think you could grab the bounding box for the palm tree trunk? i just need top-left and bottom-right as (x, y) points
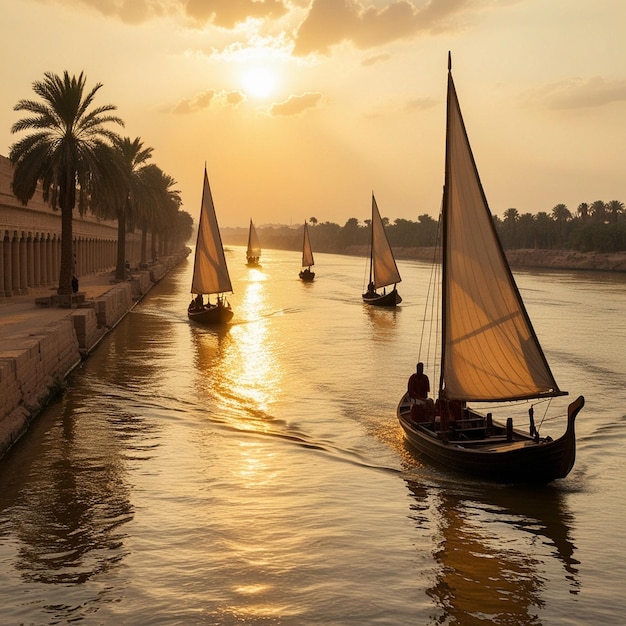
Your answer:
(115, 206), (126, 280)
(58, 204), (74, 295)
(141, 219), (147, 265)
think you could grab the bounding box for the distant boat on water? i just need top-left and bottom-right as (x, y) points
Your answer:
(187, 167), (233, 325)
(396, 54), (584, 484)
(362, 193), (402, 307)
(246, 219), (261, 267)
(299, 221), (315, 281)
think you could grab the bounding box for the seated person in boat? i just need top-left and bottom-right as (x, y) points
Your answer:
(366, 281), (376, 296)
(191, 293), (203, 310)
(408, 362), (435, 421)
(408, 362), (430, 401)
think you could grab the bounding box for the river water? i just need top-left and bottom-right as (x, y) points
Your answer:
(0, 247), (624, 625)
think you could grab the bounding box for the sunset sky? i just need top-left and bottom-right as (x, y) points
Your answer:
(2, 0), (625, 228)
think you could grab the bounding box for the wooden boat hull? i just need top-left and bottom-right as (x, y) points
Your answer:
(362, 287), (401, 307)
(299, 269), (315, 281)
(188, 302), (233, 325)
(397, 393), (584, 484)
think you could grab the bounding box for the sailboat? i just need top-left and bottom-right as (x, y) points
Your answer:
(299, 221), (315, 281)
(188, 167), (234, 325)
(246, 219), (261, 266)
(396, 55), (584, 484)
(362, 194), (402, 306)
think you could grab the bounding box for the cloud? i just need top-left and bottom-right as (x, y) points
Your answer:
(361, 52), (391, 67)
(404, 96), (438, 111)
(365, 95), (437, 118)
(45, 0), (490, 56)
(171, 89), (244, 113)
(184, 0), (289, 29)
(292, 0), (476, 56)
(225, 91), (245, 106)
(49, 0), (290, 27)
(524, 76), (626, 110)
(52, 0), (173, 25)
(267, 92), (323, 116)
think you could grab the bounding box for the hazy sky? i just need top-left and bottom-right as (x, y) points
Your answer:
(2, 0), (625, 228)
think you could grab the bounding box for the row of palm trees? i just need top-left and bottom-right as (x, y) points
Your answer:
(503, 199), (625, 226)
(499, 201), (626, 252)
(9, 71), (193, 295)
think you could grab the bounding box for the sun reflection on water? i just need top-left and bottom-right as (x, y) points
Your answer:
(227, 274), (281, 419)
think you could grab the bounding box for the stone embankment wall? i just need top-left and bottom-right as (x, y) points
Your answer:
(0, 252), (188, 461)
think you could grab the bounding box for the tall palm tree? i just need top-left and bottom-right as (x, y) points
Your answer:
(606, 200), (624, 223)
(501, 207), (519, 248)
(10, 71), (123, 294)
(136, 164), (181, 264)
(590, 200), (606, 223)
(91, 136), (153, 279)
(551, 203), (571, 222)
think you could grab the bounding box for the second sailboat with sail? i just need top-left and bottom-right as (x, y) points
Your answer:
(246, 219), (261, 266)
(188, 167), (234, 325)
(363, 194), (402, 306)
(299, 221), (315, 281)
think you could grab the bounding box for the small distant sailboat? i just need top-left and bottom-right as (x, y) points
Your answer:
(362, 194), (402, 306)
(188, 167), (234, 325)
(396, 54), (584, 483)
(299, 221), (315, 281)
(246, 219), (261, 266)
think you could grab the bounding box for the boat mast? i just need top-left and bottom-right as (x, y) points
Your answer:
(369, 193), (375, 286)
(438, 53), (453, 399)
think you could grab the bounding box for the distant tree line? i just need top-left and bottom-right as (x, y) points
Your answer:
(497, 201), (625, 253)
(227, 200), (626, 256)
(241, 214), (440, 255)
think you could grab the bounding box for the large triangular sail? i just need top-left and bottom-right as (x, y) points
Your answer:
(370, 194), (401, 289)
(440, 64), (562, 402)
(301, 222), (314, 268)
(246, 220), (261, 260)
(191, 168), (233, 296)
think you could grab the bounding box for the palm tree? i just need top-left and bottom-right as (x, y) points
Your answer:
(503, 207), (519, 223)
(606, 200), (624, 223)
(106, 137), (152, 280)
(502, 207), (519, 247)
(577, 202), (589, 222)
(137, 165), (181, 263)
(590, 200), (606, 223)
(10, 71), (123, 294)
(551, 203), (571, 222)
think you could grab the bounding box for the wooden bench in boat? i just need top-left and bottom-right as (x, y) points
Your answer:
(452, 438), (533, 452)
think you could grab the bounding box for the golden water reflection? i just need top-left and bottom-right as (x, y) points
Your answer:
(191, 271), (282, 433)
(229, 275), (281, 419)
(406, 479), (579, 625)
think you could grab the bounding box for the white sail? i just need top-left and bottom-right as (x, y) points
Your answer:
(191, 169), (233, 296)
(301, 222), (314, 268)
(441, 67), (561, 402)
(246, 220), (261, 259)
(370, 194), (401, 289)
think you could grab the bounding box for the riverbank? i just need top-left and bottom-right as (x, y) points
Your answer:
(0, 250), (189, 461)
(346, 245), (626, 272)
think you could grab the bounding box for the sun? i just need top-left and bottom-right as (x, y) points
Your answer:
(240, 66), (278, 99)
